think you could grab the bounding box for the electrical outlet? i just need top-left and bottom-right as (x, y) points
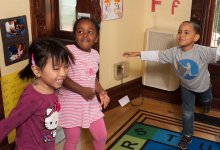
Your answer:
(114, 61), (129, 80)
(116, 64), (123, 79)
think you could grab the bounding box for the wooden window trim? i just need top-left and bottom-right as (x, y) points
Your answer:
(190, 0), (216, 46)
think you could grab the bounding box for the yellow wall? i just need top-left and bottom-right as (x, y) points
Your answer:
(0, 0), (32, 76)
(99, 0), (145, 89)
(144, 0), (192, 29)
(0, 0), (32, 143)
(99, 0), (192, 89)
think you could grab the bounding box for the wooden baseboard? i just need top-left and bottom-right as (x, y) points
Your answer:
(141, 85), (181, 104)
(104, 78), (142, 112)
(105, 77), (220, 111)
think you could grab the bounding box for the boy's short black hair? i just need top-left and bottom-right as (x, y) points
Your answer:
(182, 21), (201, 35)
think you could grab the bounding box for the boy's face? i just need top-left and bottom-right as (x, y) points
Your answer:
(176, 22), (200, 51)
(74, 19), (98, 52)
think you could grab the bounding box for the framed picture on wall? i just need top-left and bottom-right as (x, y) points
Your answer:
(102, 0), (123, 21)
(3, 40), (29, 66)
(0, 15), (29, 66)
(0, 16), (28, 39)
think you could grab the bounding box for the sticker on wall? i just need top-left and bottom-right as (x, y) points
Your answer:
(151, 0), (162, 12)
(171, 0), (180, 15)
(0, 15), (29, 66)
(151, 0), (181, 15)
(102, 0), (123, 21)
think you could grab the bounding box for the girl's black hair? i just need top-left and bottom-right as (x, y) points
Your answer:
(73, 17), (100, 40)
(182, 21), (201, 35)
(19, 38), (74, 80)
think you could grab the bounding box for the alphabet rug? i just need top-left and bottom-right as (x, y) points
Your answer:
(106, 110), (220, 150)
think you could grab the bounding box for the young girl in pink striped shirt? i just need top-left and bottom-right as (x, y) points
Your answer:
(58, 17), (110, 150)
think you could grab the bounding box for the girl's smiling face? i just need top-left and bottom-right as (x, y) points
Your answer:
(74, 19), (98, 52)
(32, 57), (68, 93)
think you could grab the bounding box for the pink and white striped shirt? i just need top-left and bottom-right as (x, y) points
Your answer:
(58, 44), (104, 128)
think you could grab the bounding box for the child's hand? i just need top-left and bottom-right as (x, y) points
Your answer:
(99, 91), (110, 109)
(122, 52), (141, 58)
(80, 87), (96, 100)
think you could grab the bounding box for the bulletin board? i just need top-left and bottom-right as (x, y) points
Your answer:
(1, 71), (31, 142)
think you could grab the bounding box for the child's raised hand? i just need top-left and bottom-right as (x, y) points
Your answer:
(122, 52), (141, 58)
(99, 91), (110, 109)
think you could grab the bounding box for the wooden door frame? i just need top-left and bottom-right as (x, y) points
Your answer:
(29, 0), (101, 49)
(190, 0), (216, 46)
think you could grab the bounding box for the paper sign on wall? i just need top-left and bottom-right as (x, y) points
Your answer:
(102, 0), (123, 21)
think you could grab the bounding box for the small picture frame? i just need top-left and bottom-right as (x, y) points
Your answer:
(3, 41), (29, 66)
(0, 15), (29, 66)
(102, 0), (123, 21)
(0, 16), (28, 39)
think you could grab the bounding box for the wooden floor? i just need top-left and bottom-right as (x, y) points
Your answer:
(56, 97), (220, 150)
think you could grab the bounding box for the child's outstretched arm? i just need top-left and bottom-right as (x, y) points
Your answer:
(63, 77), (95, 100)
(123, 50), (160, 62)
(122, 52), (141, 58)
(95, 78), (110, 109)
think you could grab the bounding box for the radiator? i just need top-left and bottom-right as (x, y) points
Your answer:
(142, 28), (180, 91)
